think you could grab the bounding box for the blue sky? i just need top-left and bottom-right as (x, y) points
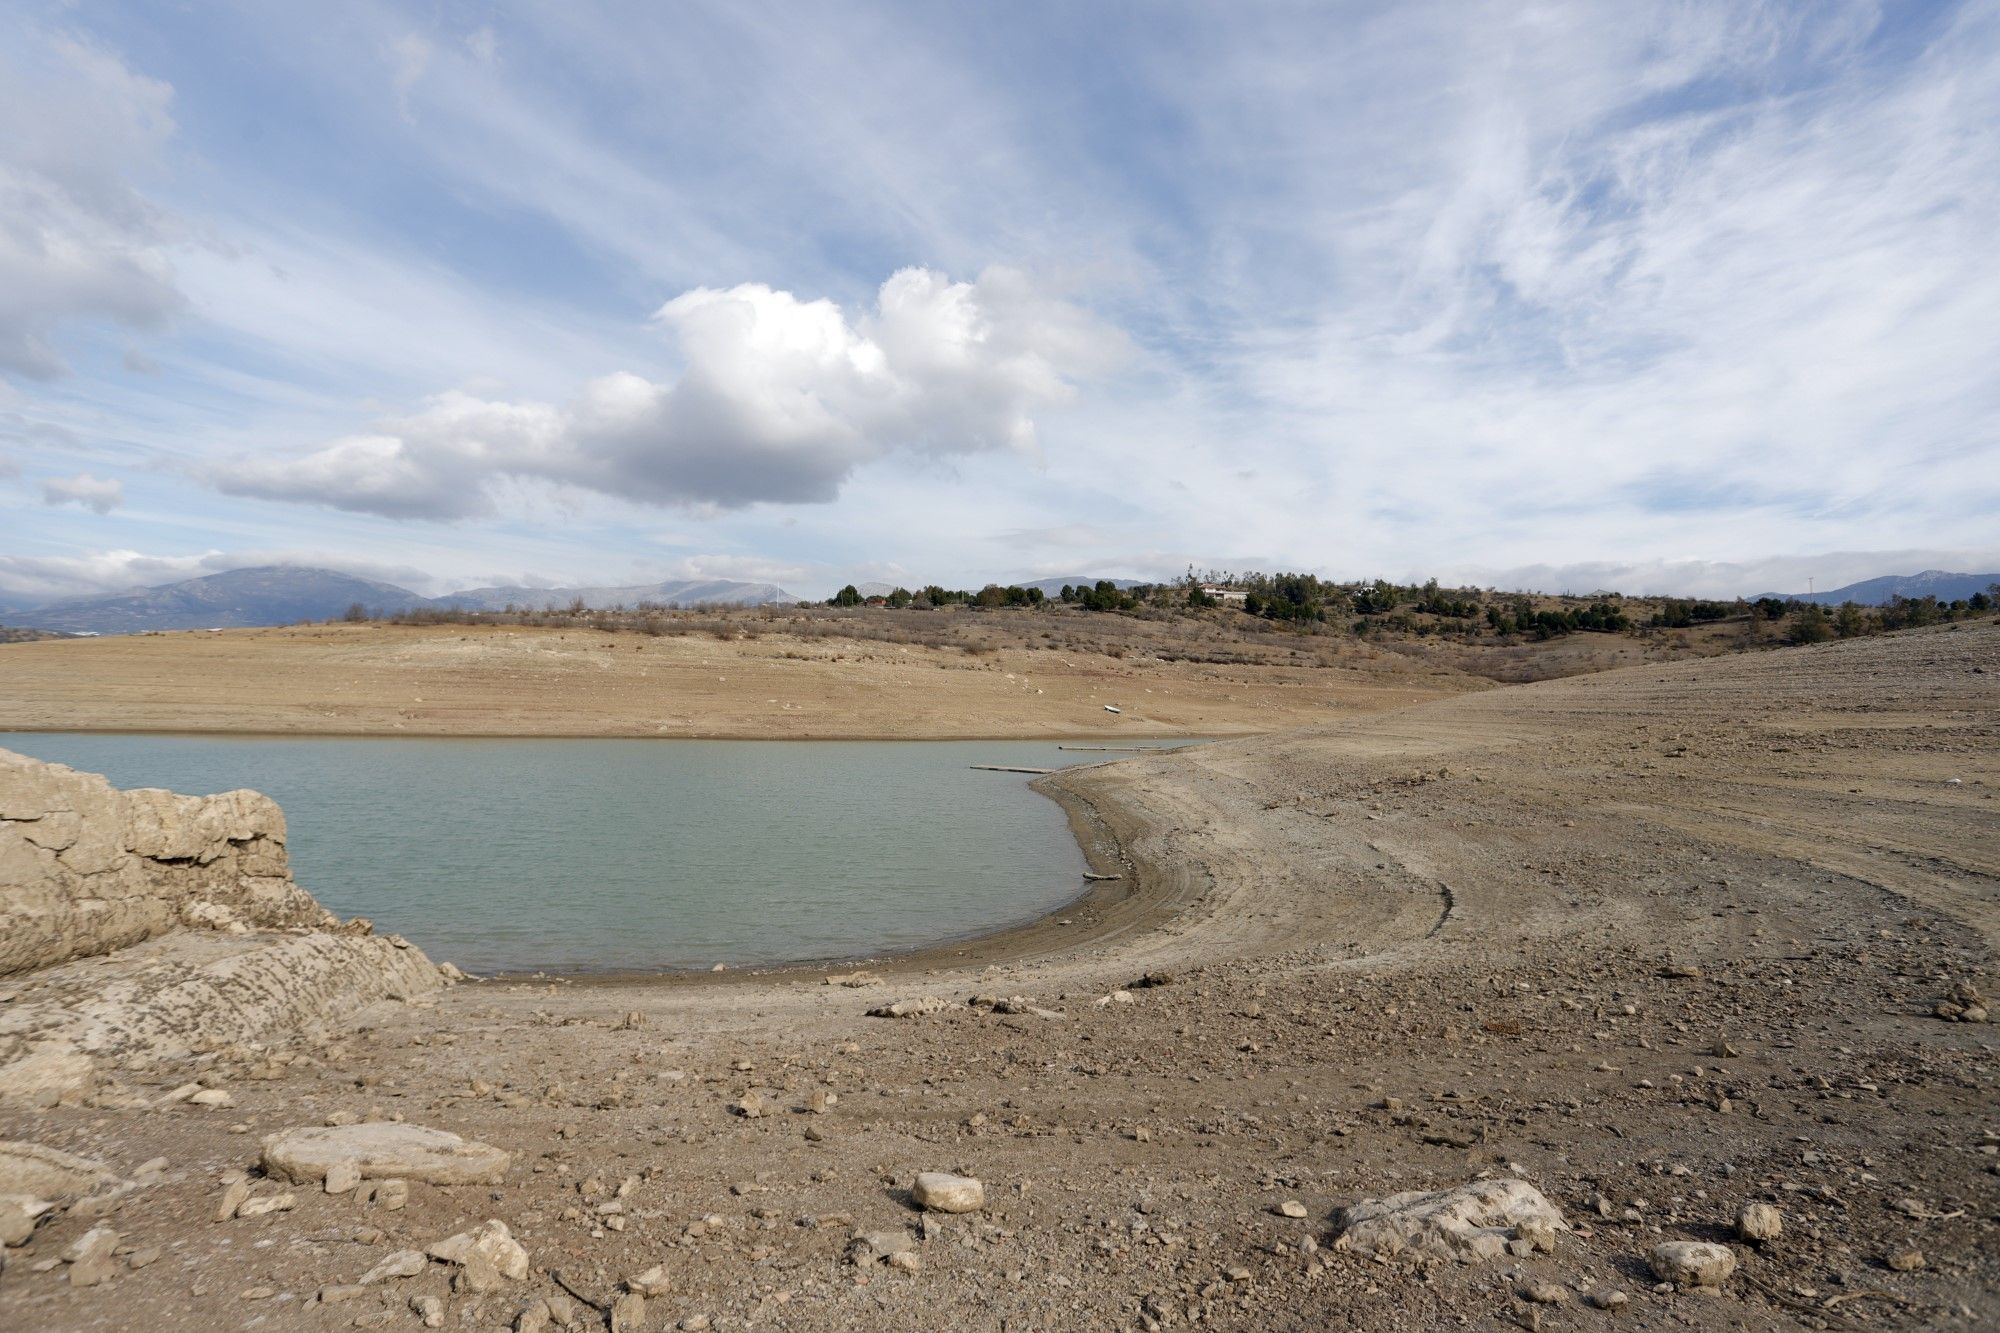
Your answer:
(2, 0), (1996, 602)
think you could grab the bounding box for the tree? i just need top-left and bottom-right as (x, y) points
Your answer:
(1786, 602), (1834, 644)
(342, 602), (369, 623)
(831, 584), (862, 607)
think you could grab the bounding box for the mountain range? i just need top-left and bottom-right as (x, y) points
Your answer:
(1755, 569), (1999, 606)
(3, 566), (799, 635)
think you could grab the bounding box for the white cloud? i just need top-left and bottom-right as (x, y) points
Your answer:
(216, 267), (1121, 518)
(0, 31), (183, 379)
(40, 471), (123, 514)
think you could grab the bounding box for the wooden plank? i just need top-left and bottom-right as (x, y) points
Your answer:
(970, 764), (1055, 774)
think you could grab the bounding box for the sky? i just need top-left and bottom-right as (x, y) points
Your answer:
(2, 0), (1997, 604)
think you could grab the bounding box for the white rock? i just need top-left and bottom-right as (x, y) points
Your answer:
(235, 1192), (297, 1217)
(0, 1194), (51, 1246)
(64, 1225), (121, 1286)
(428, 1218), (529, 1282)
(359, 1249), (427, 1284)
(1333, 1179), (1568, 1263)
(911, 1171), (986, 1214)
(627, 1263), (672, 1296)
(1736, 1202), (1782, 1242)
(866, 996), (947, 1019)
(262, 1123), (510, 1186)
(326, 1160), (361, 1194)
(1650, 1240), (1737, 1288)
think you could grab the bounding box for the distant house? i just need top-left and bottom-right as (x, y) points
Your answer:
(1201, 586), (1249, 605)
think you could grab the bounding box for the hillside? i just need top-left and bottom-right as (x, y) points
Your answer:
(20, 566), (426, 634)
(431, 577), (795, 612)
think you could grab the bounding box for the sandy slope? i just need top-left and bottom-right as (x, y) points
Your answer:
(0, 623), (1473, 738)
(2, 623), (1995, 1331)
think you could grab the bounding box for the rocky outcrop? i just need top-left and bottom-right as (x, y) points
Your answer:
(1, 747), (334, 975)
(0, 747), (443, 1103)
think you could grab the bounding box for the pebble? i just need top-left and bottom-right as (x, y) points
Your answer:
(1587, 1289), (1630, 1312)
(1275, 1200), (1308, 1218)
(1887, 1248), (1925, 1272)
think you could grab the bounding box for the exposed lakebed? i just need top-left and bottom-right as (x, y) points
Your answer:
(0, 733), (1171, 973)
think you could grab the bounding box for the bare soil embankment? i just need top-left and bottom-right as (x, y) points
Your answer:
(1, 622), (1994, 1331)
(0, 622), (1476, 739)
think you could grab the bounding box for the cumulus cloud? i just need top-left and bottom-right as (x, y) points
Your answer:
(217, 267), (1119, 518)
(0, 31), (183, 379)
(40, 471), (124, 514)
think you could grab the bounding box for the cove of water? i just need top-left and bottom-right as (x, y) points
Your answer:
(0, 733), (1159, 974)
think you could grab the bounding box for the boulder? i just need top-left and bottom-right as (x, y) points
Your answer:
(1650, 1240), (1737, 1288)
(263, 1123), (510, 1187)
(1333, 1179), (1567, 1263)
(911, 1171), (986, 1214)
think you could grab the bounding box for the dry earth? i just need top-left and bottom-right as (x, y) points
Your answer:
(1, 621), (1996, 1331)
(0, 623), (1474, 739)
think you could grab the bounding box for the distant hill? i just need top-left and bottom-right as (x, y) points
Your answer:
(1014, 576), (1149, 596)
(431, 578), (797, 612)
(1756, 569), (2000, 606)
(22, 566), (428, 634)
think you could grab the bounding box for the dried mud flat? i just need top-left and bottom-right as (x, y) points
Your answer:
(2, 622), (1996, 1332)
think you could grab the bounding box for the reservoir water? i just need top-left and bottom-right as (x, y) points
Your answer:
(0, 733), (1142, 974)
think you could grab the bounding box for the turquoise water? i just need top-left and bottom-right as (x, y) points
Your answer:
(0, 733), (1145, 974)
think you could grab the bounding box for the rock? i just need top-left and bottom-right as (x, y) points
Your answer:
(730, 1090), (773, 1119)
(1736, 1202), (1782, 1242)
(1935, 980), (1987, 1022)
(887, 1248), (922, 1272)
(216, 1180), (252, 1221)
(628, 1262), (672, 1296)
(1131, 971), (1174, 988)
(0, 750), (444, 1105)
(235, 1191), (297, 1217)
(368, 1178), (409, 1211)
(911, 1171), (985, 1213)
(189, 1087), (235, 1108)
(0, 1195), (51, 1246)
(64, 1225), (120, 1287)
(317, 1283), (366, 1304)
(1333, 1179), (1568, 1263)
(1587, 1289), (1630, 1312)
(515, 1302), (553, 1333)
(359, 1249), (427, 1284)
(325, 1160), (362, 1194)
(610, 1291), (647, 1332)
(805, 1088), (837, 1114)
(411, 1294), (446, 1328)
(438, 962), (468, 981)
(866, 996), (947, 1019)
(0, 1142), (121, 1203)
(1521, 1281), (1568, 1304)
(825, 971), (880, 987)
(1886, 1247), (1925, 1272)
(1650, 1240), (1737, 1288)
(1275, 1200), (1308, 1218)
(263, 1123), (511, 1186)
(428, 1218), (529, 1282)
(848, 1228), (918, 1266)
